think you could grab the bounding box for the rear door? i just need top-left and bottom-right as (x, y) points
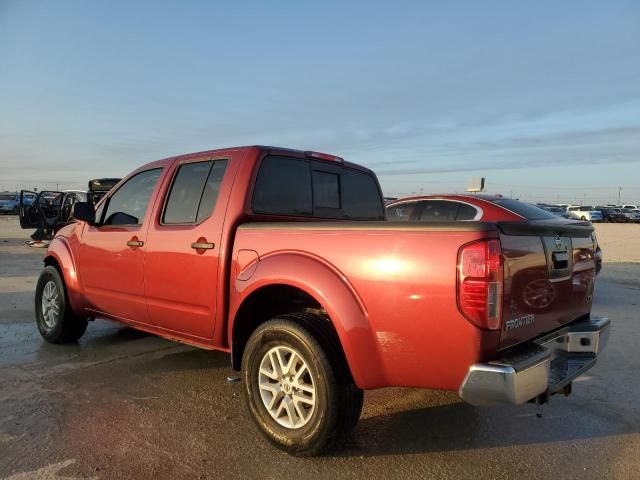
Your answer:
(143, 157), (231, 338)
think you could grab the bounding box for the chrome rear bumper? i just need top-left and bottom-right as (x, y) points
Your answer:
(459, 315), (610, 406)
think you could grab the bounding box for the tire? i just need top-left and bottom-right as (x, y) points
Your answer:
(35, 266), (88, 343)
(242, 315), (363, 456)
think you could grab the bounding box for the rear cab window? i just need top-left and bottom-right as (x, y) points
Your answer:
(252, 155), (384, 220)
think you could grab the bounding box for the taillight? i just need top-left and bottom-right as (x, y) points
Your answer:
(457, 239), (503, 330)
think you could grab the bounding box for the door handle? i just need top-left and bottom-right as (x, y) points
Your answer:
(191, 241), (215, 250)
(127, 240), (144, 247)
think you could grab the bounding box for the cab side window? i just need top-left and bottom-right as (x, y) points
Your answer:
(102, 169), (162, 226)
(162, 159), (228, 224)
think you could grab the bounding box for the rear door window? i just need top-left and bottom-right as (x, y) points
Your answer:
(418, 200), (459, 221)
(163, 159), (228, 224)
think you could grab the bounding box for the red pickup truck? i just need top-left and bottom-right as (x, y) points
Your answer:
(35, 146), (609, 455)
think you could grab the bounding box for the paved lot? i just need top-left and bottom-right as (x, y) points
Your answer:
(1, 216), (639, 479)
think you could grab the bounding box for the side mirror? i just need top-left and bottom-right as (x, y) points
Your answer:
(73, 202), (96, 224)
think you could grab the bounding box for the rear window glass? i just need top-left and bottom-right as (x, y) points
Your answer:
(312, 171), (340, 209)
(489, 198), (557, 220)
(252, 155), (383, 220)
(252, 156), (313, 216)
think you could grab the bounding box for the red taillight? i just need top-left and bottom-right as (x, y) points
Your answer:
(457, 239), (503, 330)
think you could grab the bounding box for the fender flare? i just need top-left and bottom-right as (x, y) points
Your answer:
(44, 237), (87, 314)
(230, 251), (385, 389)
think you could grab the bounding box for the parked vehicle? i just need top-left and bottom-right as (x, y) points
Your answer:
(0, 191), (34, 214)
(35, 146), (609, 455)
(596, 207), (627, 223)
(386, 194), (602, 274)
(621, 208), (640, 222)
(20, 190), (87, 240)
(0, 192), (20, 214)
(622, 204), (638, 210)
(543, 206), (568, 217)
(87, 178), (121, 205)
(566, 205), (603, 222)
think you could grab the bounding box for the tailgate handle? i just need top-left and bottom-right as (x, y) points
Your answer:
(552, 251), (569, 269)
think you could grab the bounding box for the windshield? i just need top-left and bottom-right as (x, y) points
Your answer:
(0, 194), (16, 201)
(488, 198), (558, 220)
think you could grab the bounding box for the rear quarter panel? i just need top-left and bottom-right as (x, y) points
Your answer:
(231, 223), (501, 390)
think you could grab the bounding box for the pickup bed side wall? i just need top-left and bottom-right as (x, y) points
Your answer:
(231, 224), (502, 391)
(229, 252), (385, 388)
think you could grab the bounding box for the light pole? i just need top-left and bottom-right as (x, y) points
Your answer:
(618, 187), (622, 205)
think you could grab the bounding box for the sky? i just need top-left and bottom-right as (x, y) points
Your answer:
(1, 0), (639, 205)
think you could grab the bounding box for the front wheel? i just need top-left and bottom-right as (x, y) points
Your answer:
(242, 316), (363, 456)
(35, 266), (88, 343)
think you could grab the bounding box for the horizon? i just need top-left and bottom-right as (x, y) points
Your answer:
(1, 1), (639, 205)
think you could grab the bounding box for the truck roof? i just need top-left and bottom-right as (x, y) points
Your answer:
(135, 145), (373, 175)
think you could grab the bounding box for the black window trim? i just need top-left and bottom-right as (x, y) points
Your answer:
(251, 155), (384, 220)
(159, 156), (229, 226)
(98, 167), (164, 227)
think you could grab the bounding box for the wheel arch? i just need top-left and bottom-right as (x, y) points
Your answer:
(44, 237), (86, 314)
(229, 253), (384, 389)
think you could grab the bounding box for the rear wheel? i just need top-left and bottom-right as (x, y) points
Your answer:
(242, 315), (363, 456)
(35, 266), (88, 343)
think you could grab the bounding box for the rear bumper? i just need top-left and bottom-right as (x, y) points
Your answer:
(459, 315), (610, 406)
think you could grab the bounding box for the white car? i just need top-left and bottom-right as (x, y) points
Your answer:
(622, 204), (639, 210)
(622, 208), (640, 222)
(566, 205), (603, 222)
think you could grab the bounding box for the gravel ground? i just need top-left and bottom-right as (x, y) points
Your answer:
(0, 216), (639, 479)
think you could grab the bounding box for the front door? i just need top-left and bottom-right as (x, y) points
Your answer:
(143, 158), (229, 338)
(78, 168), (163, 323)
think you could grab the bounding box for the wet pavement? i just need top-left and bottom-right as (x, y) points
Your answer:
(1, 215), (639, 479)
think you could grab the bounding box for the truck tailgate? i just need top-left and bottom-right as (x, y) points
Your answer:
(498, 220), (596, 350)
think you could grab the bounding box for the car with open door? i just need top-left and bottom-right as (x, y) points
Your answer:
(19, 190), (87, 240)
